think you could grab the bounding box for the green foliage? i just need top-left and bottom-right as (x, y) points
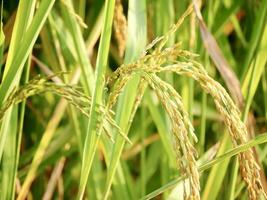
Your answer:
(0, 0), (267, 199)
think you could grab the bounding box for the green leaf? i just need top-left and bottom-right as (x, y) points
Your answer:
(143, 131), (267, 200)
(78, 0), (116, 198)
(0, 1), (36, 199)
(103, 1), (147, 198)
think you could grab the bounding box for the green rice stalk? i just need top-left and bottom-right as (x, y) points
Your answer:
(78, 0), (116, 198)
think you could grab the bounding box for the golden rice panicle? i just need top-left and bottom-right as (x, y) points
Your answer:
(144, 73), (200, 200)
(191, 63), (262, 200)
(111, 38), (263, 198)
(127, 77), (147, 127)
(113, 0), (127, 57)
(108, 3), (263, 197)
(161, 61), (263, 199)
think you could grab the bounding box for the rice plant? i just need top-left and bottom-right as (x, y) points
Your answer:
(1, 0), (267, 199)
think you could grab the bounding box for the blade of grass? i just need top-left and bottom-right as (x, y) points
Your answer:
(17, 70), (81, 200)
(103, 1), (147, 198)
(228, 157), (239, 200)
(57, 9), (105, 198)
(193, 0), (244, 107)
(202, 131), (232, 200)
(1, 106), (18, 200)
(145, 93), (176, 165)
(240, 0), (267, 80)
(143, 131), (267, 200)
(46, 1), (97, 157)
(78, 0), (86, 20)
(0, 2), (55, 194)
(60, 0), (95, 94)
(17, 7), (104, 197)
(77, 0), (116, 198)
(242, 25), (267, 103)
(140, 106), (147, 197)
(262, 69), (267, 120)
(39, 20), (61, 71)
(229, 24), (267, 199)
(212, 0), (244, 37)
(0, 0), (55, 105)
(14, 57), (31, 197)
(0, 1), (36, 199)
(2, 58), (32, 200)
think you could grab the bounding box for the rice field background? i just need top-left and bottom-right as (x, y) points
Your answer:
(0, 0), (267, 199)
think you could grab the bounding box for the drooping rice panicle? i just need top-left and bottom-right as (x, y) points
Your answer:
(143, 72), (200, 199)
(109, 38), (263, 198)
(0, 76), (131, 144)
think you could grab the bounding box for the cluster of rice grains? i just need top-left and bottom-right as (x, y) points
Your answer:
(107, 5), (263, 200)
(2, 5), (263, 200)
(0, 75), (130, 144)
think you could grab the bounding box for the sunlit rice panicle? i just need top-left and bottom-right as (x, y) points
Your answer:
(109, 4), (262, 197)
(111, 42), (263, 198)
(113, 0), (127, 57)
(149, 74), (198, 143)
(144, 73), (200, 200)
(127, 78), (147, 129)
(160, 62), (263, 199)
